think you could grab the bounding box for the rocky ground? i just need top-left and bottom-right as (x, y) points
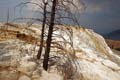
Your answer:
(0, 23), (120, 80)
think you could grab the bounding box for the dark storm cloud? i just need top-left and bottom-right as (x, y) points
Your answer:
(0, 0), (120, 34)
(80, 0), (120, 34)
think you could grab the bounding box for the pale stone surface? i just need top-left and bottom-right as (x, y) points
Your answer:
(0, 24), (120, 80)
(17, 55), (37, 75)
(39, 71), (63, 80)
(18, 75), (31, 80)
(0, 70), (19, 80)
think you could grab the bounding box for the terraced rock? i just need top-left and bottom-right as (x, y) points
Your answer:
(0, 23), (120, 80)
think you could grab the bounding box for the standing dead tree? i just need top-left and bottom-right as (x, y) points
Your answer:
(37, 0), (48, 59)
(14, 0), (85, 71)
(43, 0), (57, 70)
(43, 0), (86, 70)
(14, 0), (50, 60)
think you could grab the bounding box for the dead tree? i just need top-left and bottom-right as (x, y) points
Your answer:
(37, 0), (48, 59)
(42, 0), (85, 70)
(14, 1), (50, 60)
(14, 0), (85, 71)
(43, 0), (57, 70)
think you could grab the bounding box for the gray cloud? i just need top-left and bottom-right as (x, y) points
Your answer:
(28, 0), (86, 13)
(0, 0), (120, 34)
(80, 0), (120, 34)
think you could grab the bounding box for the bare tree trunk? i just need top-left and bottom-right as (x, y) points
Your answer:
(37, 2), (47, 59)
(43, 0), (57, 70)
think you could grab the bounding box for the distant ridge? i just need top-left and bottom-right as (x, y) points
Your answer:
(104, 29), (120, 40)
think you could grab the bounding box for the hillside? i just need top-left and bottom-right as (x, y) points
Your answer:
(106, 39), (120, 51)
(0, 23), (120, 80)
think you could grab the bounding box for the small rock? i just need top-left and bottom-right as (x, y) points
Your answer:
(102, 60), (120, 71)
(32, 69), (41, 79)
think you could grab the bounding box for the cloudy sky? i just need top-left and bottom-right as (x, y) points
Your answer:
(0, 0), (120, 34)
